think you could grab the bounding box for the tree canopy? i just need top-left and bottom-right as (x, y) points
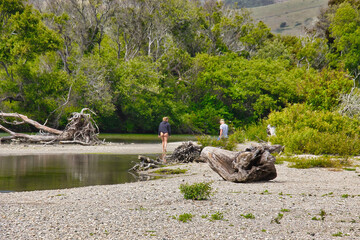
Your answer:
(0, 0), (359, 136)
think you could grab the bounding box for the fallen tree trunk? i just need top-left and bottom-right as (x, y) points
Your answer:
(0, 108), (101, 145)
(201, 145), (280, 183)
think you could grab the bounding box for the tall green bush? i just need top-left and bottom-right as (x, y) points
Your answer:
(267, 104), (360, 155)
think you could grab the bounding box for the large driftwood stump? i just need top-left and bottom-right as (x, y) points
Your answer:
(170, 142), (202, 163)
(201, 145), (281, 182)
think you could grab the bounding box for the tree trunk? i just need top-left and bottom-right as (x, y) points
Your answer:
(201, 145), (279, 183)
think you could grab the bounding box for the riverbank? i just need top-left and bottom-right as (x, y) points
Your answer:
(0, 142), (185, 156)
(1, 159), (360, 239)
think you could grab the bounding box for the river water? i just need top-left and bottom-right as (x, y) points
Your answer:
(0, 134), (197, 192)
(0, 154), (138, 192)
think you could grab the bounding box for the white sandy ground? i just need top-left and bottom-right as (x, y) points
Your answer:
(0, 142), (183, 156)
(0, 143), (360, 239)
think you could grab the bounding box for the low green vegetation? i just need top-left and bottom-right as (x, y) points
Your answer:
(332, 232), (343, 237)
(152, 168), (187, 175)
(344, 168), (356, 171)
(322, 192), (333, 197)
(179, 182), (213, 200)
(177, 213), (193, 223)
(267, 104), (360, 156)
(210, 211), (224, 221)
(280, 209), (290, 213)
(271, 213), (284, 224)
(312, 209), (326, 221)
(276, 156), (353, 169)
(197, 135), (238, 151)
(241, 213), (255, 219)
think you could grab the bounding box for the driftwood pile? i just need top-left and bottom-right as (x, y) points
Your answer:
(201, 144), (283, 183)
(169, 141), (202, 163)
(129, 155), (163, 172)
(0, 108), (101, 145)
(129, 142), (202, 172)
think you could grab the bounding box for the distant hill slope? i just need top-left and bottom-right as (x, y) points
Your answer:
(225, 0), (276, 8)
(248, 0), (329, 36)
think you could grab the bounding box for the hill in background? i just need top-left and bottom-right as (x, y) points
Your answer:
(226, 0), (329, 36)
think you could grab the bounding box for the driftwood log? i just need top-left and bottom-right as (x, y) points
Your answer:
(170, 141), (202, 163)
(201, 145), (282, 183)
(129, 155), (163, 172)
(0, 108), (101, 145)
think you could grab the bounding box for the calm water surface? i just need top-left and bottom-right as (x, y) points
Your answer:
(0, 154), (139, 192)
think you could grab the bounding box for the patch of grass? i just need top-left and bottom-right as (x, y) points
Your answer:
(341, 194), (349, 198)
(51, 194), (66, 198)
(210, 211), (224, 221)
(134, 206), (146, 211)
(261, 190), (270, 195)
(201, 214), (208, 219)
(313, 209), (326, 221)
(177, 213), (193, 223)
(278, 156), (352, 169)
(280, 209), (290, 212)
(344, 168), (356, 171)
(152, 168), (187, 175)
(332, 232), (343, 237)
(179, 182), (213, 200)
(241, 213), (255, 219)
(275, 157), (285, 164)
(261, 229), (267, 232)
(271, 213), (283, 224)
(322, 192), (333, 197)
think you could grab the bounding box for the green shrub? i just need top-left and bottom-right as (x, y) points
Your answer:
(267, 104), (360, 155)
(243, 122), (268, 142)
(210, 211), (224, 221)
(177, 213), (193, 223)
(197, 135), (237, 151)
(179, 182), (213, 200)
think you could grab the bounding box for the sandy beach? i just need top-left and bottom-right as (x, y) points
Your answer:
(0, 142), (183, 156)
(0, 143), (360, 239)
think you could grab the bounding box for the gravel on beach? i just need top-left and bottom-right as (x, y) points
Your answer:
(1, 159), (360, 239)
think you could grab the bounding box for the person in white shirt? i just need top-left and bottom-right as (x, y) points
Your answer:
(218, 119), (229, 140)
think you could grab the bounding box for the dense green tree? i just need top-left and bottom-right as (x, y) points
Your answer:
(328, 2), (360, 81)
(0, 0), (62, 119)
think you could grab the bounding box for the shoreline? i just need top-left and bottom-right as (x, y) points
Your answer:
(0, 141), (187, 156)
(1, 162), (360, 239)
(1, 143), (360, 239)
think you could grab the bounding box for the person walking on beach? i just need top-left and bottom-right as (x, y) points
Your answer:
(218, 119), (229, 140)
(158, 117), (171, 161)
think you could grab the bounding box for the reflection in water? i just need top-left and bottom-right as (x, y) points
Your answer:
(0, 154), (138, 192)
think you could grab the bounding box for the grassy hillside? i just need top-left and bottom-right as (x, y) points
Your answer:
(225, 0), (275, 8)
(249, 0), (328, 35)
